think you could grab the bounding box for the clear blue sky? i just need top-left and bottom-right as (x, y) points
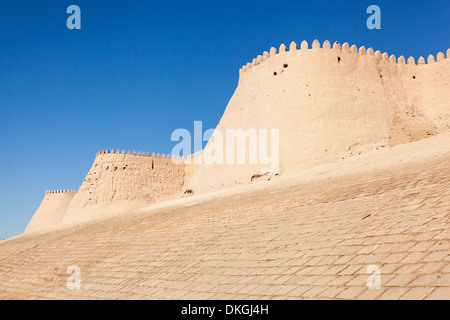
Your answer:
(0, 0), (448, 239)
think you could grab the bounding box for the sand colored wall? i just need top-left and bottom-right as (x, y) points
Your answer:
(187, 40), (450, 192)
(26, 40), (450, 230)
(28, 151), (188, 231)
(25, 191), (76, 233)
(61, 150), (187, 225)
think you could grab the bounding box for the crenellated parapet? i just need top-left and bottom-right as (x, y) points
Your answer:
(239, 39), (450, 76)
(95, 149), (192, 162)
(45, 190), (77, 195)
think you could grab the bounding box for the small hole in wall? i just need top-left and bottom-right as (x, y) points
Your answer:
(379, 74), (383, 78)
(273, 71), (277, 76)
(337, 57), (341, 63)
(283, 64), (288, 68)
(413, 76), (416, 79)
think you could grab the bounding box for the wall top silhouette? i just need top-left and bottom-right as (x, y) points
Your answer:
(239, 40), (450, 76)
(95, 149), (198, 161)
(45, 190), (77, 195)
(94, 149), (202, 166)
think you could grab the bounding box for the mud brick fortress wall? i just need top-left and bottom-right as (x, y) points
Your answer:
(69, 151), (186, 207)
(26, 151), (190, 232)
(25, 190), (77, 233)
(26, 40), (450, 233)
(186, 40), (450, 193)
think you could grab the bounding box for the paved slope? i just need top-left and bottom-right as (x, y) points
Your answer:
(1, 135), (449, 300)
